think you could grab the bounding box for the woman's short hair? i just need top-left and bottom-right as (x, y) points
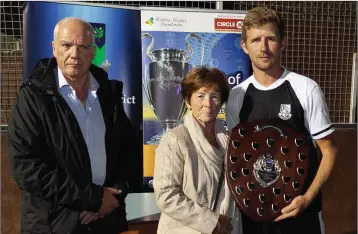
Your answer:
(181, 66), (229, 105)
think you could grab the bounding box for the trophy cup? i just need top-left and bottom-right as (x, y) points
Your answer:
(142, 33), (204, 144)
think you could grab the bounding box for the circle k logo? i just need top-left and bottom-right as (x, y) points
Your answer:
(214, 18), (243, 32)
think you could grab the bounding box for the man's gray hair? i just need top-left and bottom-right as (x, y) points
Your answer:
(53, 17), (95, 43)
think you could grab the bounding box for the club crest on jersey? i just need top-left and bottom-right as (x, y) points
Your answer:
(278, 104), (292, 120)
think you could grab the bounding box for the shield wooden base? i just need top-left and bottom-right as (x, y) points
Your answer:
(225, 119), (313, 222)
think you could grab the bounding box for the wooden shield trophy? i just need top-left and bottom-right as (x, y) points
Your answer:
(225, 119), (313, 222)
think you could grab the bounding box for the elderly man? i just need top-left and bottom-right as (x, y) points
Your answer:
(7, 17), (140, 234)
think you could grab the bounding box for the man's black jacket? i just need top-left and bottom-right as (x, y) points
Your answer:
(7, 58), (141, 234)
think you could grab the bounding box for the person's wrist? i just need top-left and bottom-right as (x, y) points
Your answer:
(87, 185), (104, 212)
(303, 191), (315, 206)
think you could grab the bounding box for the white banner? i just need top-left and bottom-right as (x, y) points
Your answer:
(141, 10), (246, 33)
(140, 9), (251, 190)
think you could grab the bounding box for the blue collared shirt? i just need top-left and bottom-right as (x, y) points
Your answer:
(56, 67), (106, 186)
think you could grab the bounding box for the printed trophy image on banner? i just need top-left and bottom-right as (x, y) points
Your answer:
(141, 9), (252, 190)
(141, 32), (204, 144)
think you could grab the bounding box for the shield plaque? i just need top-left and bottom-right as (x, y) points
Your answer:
(225, 119), (313, 222)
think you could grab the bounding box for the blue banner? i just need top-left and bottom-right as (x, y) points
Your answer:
(23, 2), (142, 128)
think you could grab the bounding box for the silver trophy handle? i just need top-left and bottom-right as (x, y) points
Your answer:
(143, 65), (154, 110)
(141, 33), (155, 112)
(185, 33), (204, 66)
(141, 33), (155, 61)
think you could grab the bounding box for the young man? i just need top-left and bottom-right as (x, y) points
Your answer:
(7, 17), (140, 234)
(225, 6), (337, 234)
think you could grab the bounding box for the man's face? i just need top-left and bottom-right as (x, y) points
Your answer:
(52, 20), (95, 80)
(241, 23), (286, 72)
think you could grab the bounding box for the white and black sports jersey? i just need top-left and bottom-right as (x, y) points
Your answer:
(225, 69), (334, 139)
(225, 69), (334, 213)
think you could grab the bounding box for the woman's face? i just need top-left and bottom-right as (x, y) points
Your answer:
(186, 85), (222, 126)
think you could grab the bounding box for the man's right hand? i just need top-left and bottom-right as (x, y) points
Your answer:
(213, 214), (233, 234)
(98, 187), (122, 218)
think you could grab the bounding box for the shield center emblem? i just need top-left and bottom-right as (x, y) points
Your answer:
(253, 154), (281, 188)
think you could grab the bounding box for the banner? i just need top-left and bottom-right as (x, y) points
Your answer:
(23, 2), (142, 128)
(141, 9), (252, 190)
(23, 2), (143, 192)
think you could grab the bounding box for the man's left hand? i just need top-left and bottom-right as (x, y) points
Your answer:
(79, 211), (100, 225)
(274, 195), (311, 222)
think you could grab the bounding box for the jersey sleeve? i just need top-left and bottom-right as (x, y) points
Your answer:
(305, 84), (334, 139)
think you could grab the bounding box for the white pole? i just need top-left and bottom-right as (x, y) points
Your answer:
(349, 53), (357, 123)
(216, 1), (223, 10)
